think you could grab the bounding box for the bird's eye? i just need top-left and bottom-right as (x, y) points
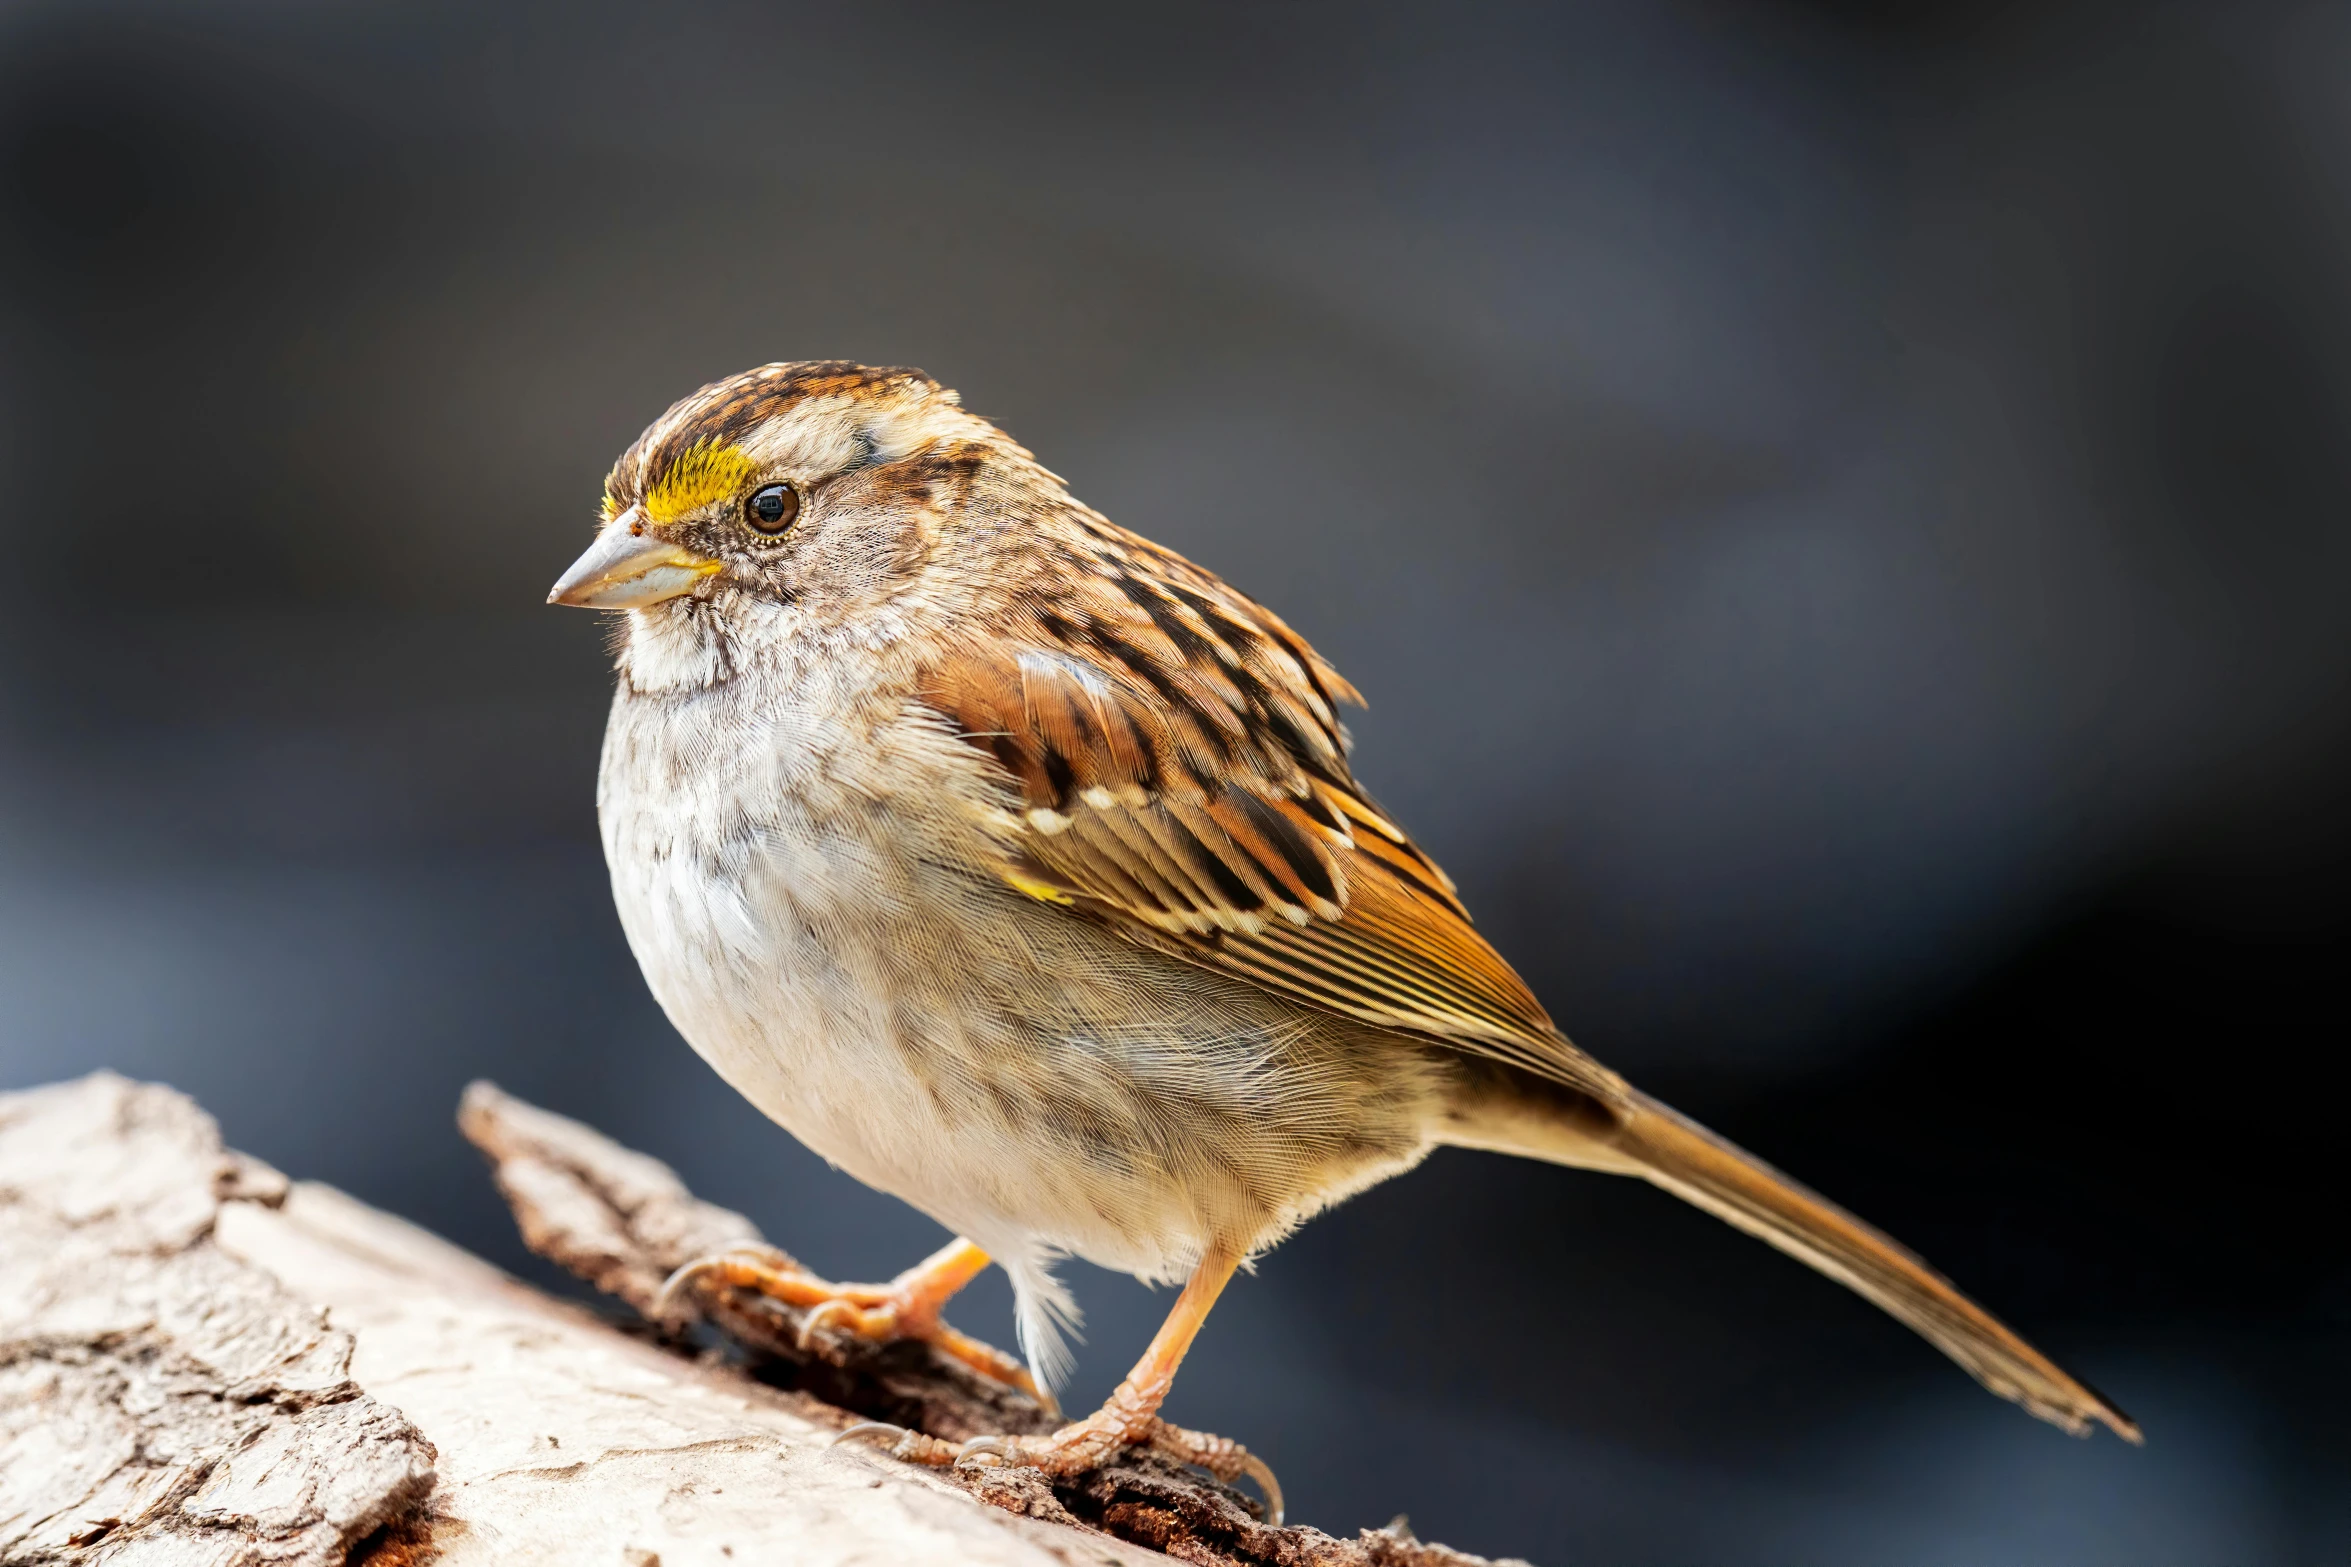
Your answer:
(746, 483), (800, 533)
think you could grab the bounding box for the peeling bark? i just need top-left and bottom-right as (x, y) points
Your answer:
(0, 1074), (434, 1566)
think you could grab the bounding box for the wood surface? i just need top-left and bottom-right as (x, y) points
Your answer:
(1, 1073), (1523, 1567)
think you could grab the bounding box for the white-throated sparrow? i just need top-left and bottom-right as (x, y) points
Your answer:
(551, 362), (2137, 1511)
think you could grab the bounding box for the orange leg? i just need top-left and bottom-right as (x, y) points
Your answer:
(659, 1238), (1052, 1411)
(837, 1242), (1283, 1524)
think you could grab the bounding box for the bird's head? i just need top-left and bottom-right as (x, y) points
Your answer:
(549, 361), (1021, 624)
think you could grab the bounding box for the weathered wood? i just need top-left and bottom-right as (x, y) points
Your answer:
(3, 1074), (1528, 1567)
(0, 1074), (434, 1566)
(214, 1180), (1159, 1566)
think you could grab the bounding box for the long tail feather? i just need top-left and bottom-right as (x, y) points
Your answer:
(1607, 1090), (2139, 1441)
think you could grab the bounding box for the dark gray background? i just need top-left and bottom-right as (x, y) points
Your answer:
(2, 2), (2345, 1561)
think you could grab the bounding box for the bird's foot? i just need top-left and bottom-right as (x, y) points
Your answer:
(834, 1409), (1283, 1526)
(657, 1239), (1054, 1412)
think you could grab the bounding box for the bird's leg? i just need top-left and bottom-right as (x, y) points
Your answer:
(659, 1237), (1050, 1409)
(840, 1242), (1284, 1523)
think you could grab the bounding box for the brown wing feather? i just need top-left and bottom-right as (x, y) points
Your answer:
(917, 515), (1628, 1106)
(915, 508), (2139, 1444)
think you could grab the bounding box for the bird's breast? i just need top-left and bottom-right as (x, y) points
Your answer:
(592, 662), (1446, 1279)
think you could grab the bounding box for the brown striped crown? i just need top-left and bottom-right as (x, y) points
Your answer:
(604, 362), (938, 519)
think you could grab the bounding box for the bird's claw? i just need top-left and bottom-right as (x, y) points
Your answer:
(954, 1433), (1018, 1466)
(829, 1421), (960, 1464)
(1197, 1441), (1285, 1528)
(908, 1420), (1283, 1526)
(796, 1295), (862, 1349)
(653, 1244), (800, 1320)
(649, 1244), (1053, 1412)
(830, 1420), (909, 1451)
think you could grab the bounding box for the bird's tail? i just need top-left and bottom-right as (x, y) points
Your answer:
(1446, 1080), (2141, 1442)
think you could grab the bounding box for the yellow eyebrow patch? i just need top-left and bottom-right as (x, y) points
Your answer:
(643, 440), (757, 524)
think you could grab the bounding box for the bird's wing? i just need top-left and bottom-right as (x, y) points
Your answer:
(915, 515), (2148, 1448)
(916, 515), (1628, 1105)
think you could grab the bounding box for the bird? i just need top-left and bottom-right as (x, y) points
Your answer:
(549, 360), (2138, 1515)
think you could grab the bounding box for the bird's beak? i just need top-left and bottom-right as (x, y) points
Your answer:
(547, 510), (722, 609)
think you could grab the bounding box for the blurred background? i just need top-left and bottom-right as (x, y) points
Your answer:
(2, 1), (2346, 1560)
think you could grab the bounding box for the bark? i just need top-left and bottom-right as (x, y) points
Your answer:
(2, 1074), (1526, 1567)
(0, 1074), (432, 1566)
